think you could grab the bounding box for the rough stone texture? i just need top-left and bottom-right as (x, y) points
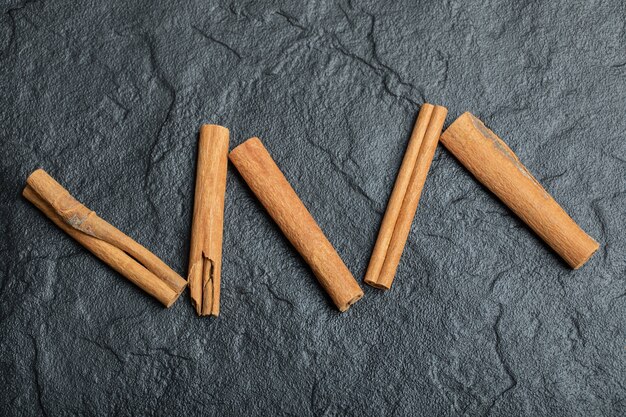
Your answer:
(1, 0), (625, 415)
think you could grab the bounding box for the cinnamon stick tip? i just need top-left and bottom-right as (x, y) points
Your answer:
(339, 290), (364, 312)
(423, 103), (448, 126)
(363, 279), (391, 291)
(422, 102), (448, 111)
(200, 123), (229, 135)
(459, 111), (482, 127)
(572, 240), (600, 269)
(25, 168), (48, 185)
(23, 172), (46, 201)
(229, 136), (262, 160)
(432, 104), (449, 119)
(21, 185), (40, 206)
(190, 298), (202, 316)
(164, 294), (179, 308)
(164, 279), (187, 308)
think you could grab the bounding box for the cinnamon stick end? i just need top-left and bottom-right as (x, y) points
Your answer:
(24, 169), (50, 198)
(200, 124), (229, 135)
(571, 240), (600, 269)
(164, 292), (182, 309)
(203, 308), (219, 318)
(364, 279), (391, 291)
(25, 168), (47, 184)
(190, 298), (202, 316)
(22, 184), (31, 199)
(338, 290), (364, 312)
(229, 137), (261, 161)
(172, 280), (187, 305)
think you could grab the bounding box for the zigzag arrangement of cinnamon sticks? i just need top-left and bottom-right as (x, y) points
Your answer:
(23, 105), (599, 314)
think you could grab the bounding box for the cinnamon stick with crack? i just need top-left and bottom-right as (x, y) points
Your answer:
(440, 112), (599, 268)
(364, 103), (448, 290)
(23, 169), (187, 306)
(229, 137), (363, 312)
(188, 124), (229, 316)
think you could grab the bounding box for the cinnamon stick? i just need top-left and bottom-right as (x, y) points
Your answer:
(440, 112), (599, 268)
(364, 103), (448, 290)
(23, 169), (187, 306)
(229, 137), (363, 312)
(188, 124), (229, 316)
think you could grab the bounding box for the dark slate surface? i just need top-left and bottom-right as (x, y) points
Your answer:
(1, 0), (625, 415)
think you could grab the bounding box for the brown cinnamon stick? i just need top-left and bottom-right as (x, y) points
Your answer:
(440, 112), (599, 268)
(23, 169), (187, 306)
(364, 103), (448, 290)
(229, 137), (363, 312)
(188, 124), (229, 316)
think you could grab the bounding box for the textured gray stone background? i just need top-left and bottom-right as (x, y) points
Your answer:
(1, 0), (624, 415)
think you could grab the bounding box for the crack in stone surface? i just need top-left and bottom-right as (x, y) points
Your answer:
(192, 25), (243, 59)
(30, 335), (48, 417)
(485, 305), (518, 415)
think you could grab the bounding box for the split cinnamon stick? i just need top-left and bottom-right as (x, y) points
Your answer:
(188, 124), (229, 316)
(440, 112), (599, 268)
(23, 169), (187, 307)
(364, 103), (448, 290)
(229, 137), (363, 312)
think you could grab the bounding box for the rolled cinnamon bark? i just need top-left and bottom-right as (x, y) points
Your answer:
(188, 124), (229, 316)
(364, 104), (448, 290)
(440, 112), (599, 268)
(229, 137), (363, 312)
(23, 169), (187, 306)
